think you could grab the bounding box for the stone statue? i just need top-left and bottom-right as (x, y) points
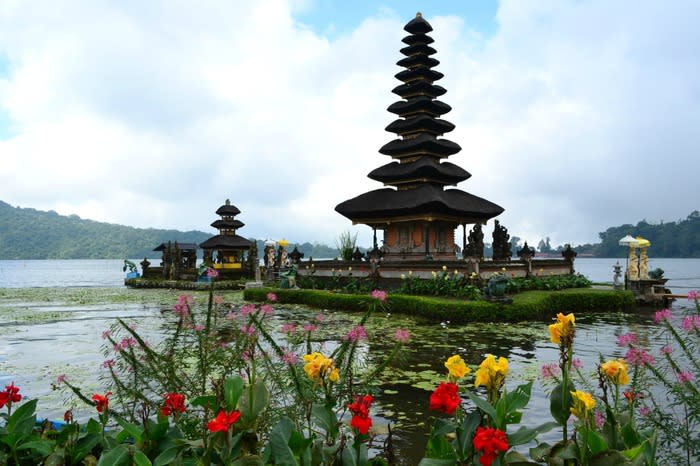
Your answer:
(613, 261), (623, 290)
(639, 247), (649, 280)
(561, 244), (577, 262)
(464, 224), (485, 260)
(492, 220), (511, 262)
(247, 240), (259, 278)
(517, 241), (535, 262)
(140, 257), (150, 274)
(352, 247), (364, 261)
(289, 246), (304, 264)
(627, 247), (639, 281)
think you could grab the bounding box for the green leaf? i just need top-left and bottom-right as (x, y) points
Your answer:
(96, 445), (130, 466)
(507, 421), (559, 446)
(72, 433), (101, 462)
(17, 439), (54, 456)
(465, 391), (497, 422)
(154, 447), (180, 466)
(268, 418), (299, 466)
(425, 434), (457, 460)
(115, 416), (144, 443)
(190, 395), (217, 410)
(431, 418), (456, 438)
(454, 410), (480, 459)
(505, 381), (533, 413)
(529, 442), (553, 462)
(7, 398), (37, 440)
(549, 381), (574, 425)
(417, 459), (458, 466)
(311, 404), (339, 437)
(241, 380), (269, 422)
(585, 428), (610, 456)
(340, 446), (358, 466)
(620, 422), (641, 449)
(133, 451), (153, 466)
(503, 450), (542, 465)
(225, 376), (245, 411)
(589, 450), (632, 466)
(86, 418), (102, 434)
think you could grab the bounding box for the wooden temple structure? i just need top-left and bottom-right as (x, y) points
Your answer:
(199, 199), (253, 279)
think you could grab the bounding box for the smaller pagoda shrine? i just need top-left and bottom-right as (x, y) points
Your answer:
(200, 199), (253, 278)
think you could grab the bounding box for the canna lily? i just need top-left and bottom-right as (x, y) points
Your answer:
(549, 312), (575, 344)
(348, 394), (373, 434)
(207, 410), (241, 432)
(600, 358), (630, 385)
(161, 393), (186, 416)
(570, 390), (596, 419)
(444, 354), (471, 379)
(303, 352), (340, 383)
(429, 382), (461, 415)
(474, 354), (509, 390)
(92, 392), (112, 413)
(473, 426), (509, 466)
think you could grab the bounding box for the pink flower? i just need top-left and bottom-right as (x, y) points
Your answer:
(616, 333), (637, 347)
(677, 371), (695, 384)
(225, 311), (237, 320)
(654, 309), (672, 323)
(687, 290), (700, 301)
(572, 358), (584, 369)
(639, 406), (651, 417)
(102, 359), (115, 369)
(281, 323), (297, 334)
(315, 314), (325, 322)
(101, 330), (112, 340)
(174, 303), (190, 317)
(240, 325), (256, 336)
(241, 350), (251, 362)
(594, 410), (605, 429)
(240, 304), (257, 316)
(540, 363), (560, 379)
(303, 324), (318, 333)
(194, 324), (205, 332)
(344, 325), (368, 342)
(206, 268), (219, 278)
(260, 304), (274, 316)
(177, 294), (194, 305)
(370, 289), (387, 302)
(660, 345), (674, 355)
(56, 374), (67, 384)
(282, 351), (298, 364)
(681, 315), (700, 331)
(625, 347), (655, 367)
(266, 292), (277, 302)
(394, 328), (410, 343)
(213, 295), (224, 305)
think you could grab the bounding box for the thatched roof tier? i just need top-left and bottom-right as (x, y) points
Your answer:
(401, 33), (434, 45)
(153, 243), (198, 251)
(379, 134), (461, 158)
(404, 13), (433, 34)
(385, 115), (454, 137)
(199, 235), (252, 250)
(335, 184), (503, 223)
(399, 43), (437, 57)
(395, 67), (444, 84)
(392, 81), (446, 99)
(210, 219), (245, 230)
(368, 158), (470, 186)
(387, 97), (451, 117)
(397, 55), (440, 69)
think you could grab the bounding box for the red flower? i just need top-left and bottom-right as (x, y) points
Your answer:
(207, 410), (241, 432)
(161, 393), (186, 416)
(429, 382), (460, 415)
(1, 383), (22, 409)
(473, 426), (509, 466)
(348, 394), (373, 434)
(92, 392), (112, 413)
(64, 409), (74, 423)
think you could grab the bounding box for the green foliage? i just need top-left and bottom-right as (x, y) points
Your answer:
(0, 200), (211, 259)
(506, 273), (592, 293)
(396, 269), (482, 299)
(244, 287), (636, 322)
(335, 231), (358, 261)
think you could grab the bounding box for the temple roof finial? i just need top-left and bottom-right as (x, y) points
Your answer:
(225, 199), (230, 205)
(416, 11), (422, 17)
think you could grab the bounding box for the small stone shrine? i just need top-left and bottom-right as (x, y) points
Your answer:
(491, 220), (511, 261)
(335, 13), (504, 261)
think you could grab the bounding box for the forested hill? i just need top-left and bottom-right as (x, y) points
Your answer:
(0, 201), (211, 259)
(575, 211), (700, 258)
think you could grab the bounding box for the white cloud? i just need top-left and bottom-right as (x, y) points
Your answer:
(1, 0), (699, 249)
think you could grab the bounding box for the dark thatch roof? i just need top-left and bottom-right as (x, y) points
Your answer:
(368, 159), (470, 185)
(199, 235), (252, 250)
(153, 242), (198, 251)
(211, 219), (245, 229)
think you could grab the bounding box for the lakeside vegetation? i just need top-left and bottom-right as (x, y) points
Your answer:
(2, 200), (700, 259)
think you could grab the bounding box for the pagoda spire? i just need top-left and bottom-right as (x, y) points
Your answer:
(335, 13), (503, 261)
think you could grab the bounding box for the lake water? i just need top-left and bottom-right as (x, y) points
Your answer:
(0, 258), (698, 463)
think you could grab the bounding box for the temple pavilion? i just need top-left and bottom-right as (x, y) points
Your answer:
(200, 199), (252, 276)
(335, 13), (504, 261)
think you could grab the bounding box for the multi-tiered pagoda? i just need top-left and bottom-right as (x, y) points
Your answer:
(200, 199), (252, 274)
(335, 13), (504, 261)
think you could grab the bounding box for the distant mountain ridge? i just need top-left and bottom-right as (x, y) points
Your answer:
(0, 200), (211, 259)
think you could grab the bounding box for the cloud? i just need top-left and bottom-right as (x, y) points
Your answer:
(1, 0), (699, 249)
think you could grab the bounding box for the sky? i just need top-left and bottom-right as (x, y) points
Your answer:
(1, 0), (699, 249)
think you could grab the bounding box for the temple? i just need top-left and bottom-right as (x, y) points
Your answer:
(200, 199), (253, 277)
(335, 13), (504, 261)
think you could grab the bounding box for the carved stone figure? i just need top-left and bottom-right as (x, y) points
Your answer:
(627, 247), (639, 281)
(289, 246), (304, 264)
(639, 247), (649, 280)
(492, 221), (511, 261)
(517, 241), (535, 262)
(464, 224), (484, 260)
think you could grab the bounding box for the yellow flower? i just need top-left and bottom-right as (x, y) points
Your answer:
(442, 265), (447, 271)
(474, 354), (508, 389)
(303, 352), (339, 383)
(445, 355), (471, 379)
(570, 390), (596, 419)
(549, 313), (575, 344)
(600, 359), (629, 385)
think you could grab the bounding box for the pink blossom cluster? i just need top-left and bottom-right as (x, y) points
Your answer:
(344, 325), (368, 342)
(394, 328), (410, 343)
(206, 268), (219, 278)
(281, 323), (297, 334)
(677, 371), (695, 384)
(682, 315), (700, 331)
(260, 304), (274, 316)
(688, 290), (700, 301)
(303, 324), (317, 333)
(616, 333), (637, 346)
(370, 289), (387, 302)
(266, 292), (277, 302)
(625, 347), (655, 367)
(654, 309), (672, 324)
(101, 359), (115, 369)
(102, 330), (112, 340)
(659, 345), (674, 355)
(240, 304), (257, 316)
(240, 325), (256, 337)
(540, 362), (560, 379)
(174, 294), (193, 317)
(282, 351), (298, 365)
(572, 358), (584, 369)
(113, 337), (137, 352)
